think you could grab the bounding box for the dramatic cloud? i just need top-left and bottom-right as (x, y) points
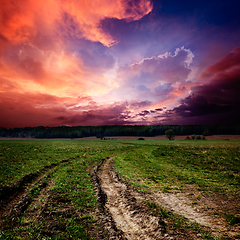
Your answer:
(173, 95), (231, 117)
(107, 47), (194, 108)
(130, 47), (194, 83)
(168, 48), (240, 124)
(117, 46), (193, 85)
(1, 0), (152, 47)
(1, 1), (240, 127)
(199, 48), (240, 80)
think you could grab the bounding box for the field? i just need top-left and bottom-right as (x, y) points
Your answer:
(0, 139), (239, 239)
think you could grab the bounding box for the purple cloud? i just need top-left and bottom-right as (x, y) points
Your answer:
(169, 48), (240, 124)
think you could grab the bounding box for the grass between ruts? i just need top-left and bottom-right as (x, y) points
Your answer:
(0, 139), (240, 239)
(113, 140), (240, 239)
(0, 140), (134, 239)
(114, 141), (240, 195)
(144, 199), (222, 240)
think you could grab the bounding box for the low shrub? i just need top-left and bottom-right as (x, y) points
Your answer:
(191, 134), (196, 140)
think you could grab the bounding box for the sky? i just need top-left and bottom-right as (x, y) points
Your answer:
(1, 0), (240, 128)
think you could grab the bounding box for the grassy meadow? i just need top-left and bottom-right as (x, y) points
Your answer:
(0, 139), (239, 239)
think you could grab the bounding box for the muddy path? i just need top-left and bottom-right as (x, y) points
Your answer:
(96, 158), (176, 240)
(0, 158), (72, 227)
(96, 158), (239, 240)
(1, 155), (108, 239)
(144, 191), (225, 231)
(2, 154), (238, 239)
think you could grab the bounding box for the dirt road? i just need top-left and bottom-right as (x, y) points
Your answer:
(97, 158), (176, 240)
(96, 158), (239, 239)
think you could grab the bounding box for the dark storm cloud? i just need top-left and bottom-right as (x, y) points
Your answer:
(53, 102), (135, 126)
(137, 110), (150, 116)
(1, 0), (240, 128)
(173, 95), (231, 117)
(171, 48), (240, 124)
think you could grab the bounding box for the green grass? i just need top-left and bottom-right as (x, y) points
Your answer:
(0, 140), (134, 186)
(114, 141), (240, 194)
(0, 140), (134, 239)
(1, 139), (240, 239)
(144, 199), (223, 239)
(0, 140), (83, 186)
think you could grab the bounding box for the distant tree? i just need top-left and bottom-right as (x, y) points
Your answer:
(191, 134), (196, 140)
(165, 129), (175, 140)
(196, 135), (202, 140)
(1, 125), (240, 139)
(96, 133), (104, 139)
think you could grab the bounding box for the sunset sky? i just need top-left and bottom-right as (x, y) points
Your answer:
(1, 0), (240, 128)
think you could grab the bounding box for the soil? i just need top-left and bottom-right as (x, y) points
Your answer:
(94, 158), (203, 239)
(0, 166), (55, 226)
(1, 155), (239, 239)
(94, 135), (240, 141)
(0, 157), (107, 239)
(97, 158), (174, 240)
(95, 158), (240, 240)
(143, 188), (240, 237)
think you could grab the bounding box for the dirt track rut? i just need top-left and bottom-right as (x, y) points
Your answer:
(96, 158), (240, 239)
(0, 158), (72, 227)
(98, 158), (174, 240)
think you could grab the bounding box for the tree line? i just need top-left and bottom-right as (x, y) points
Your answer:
(0, 125), (240, 139)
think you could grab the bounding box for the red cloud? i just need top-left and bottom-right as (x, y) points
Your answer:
(199, 48), (240, 79)
(1, 0), (152, 47)
(0, 91), (95, 128)
(1, 0), (154, 128)
(20, 57), (46, 81)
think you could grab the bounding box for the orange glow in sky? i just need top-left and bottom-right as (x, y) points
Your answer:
(1, 0), (240, 127)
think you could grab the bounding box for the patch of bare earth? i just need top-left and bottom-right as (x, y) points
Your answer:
(177, 185), (240, 237)
(1, 156), (239, 239)
(37, 192), (106, 239)
(142, 187), (240, 238)
(96, 158), (177, 240)
(80, 135), (240, 141)
(96, 158), (240, 239)
(0, 157), (110, 239)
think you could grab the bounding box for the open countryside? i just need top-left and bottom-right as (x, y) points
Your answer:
(1, 0), (240, 239)
(0, 138), (239, 239)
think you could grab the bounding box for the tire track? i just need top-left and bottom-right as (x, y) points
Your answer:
(96, 158), (240, 239)
(96, 158), (175, 240)
(1, 154), (108, 239)
(0, 158), (73, 227)
(1, 168), (56, 228)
